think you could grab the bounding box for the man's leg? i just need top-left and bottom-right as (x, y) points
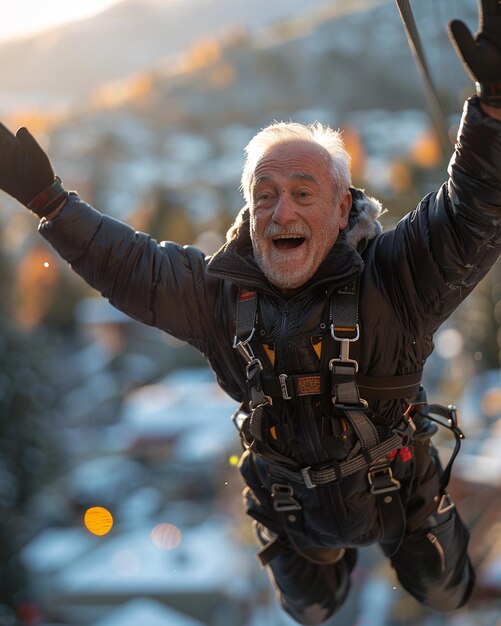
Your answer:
(390, 505), (474, 611)
(254, 522), (357, 626)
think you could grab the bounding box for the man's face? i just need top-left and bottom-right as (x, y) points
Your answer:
(249, 141), (351, 293)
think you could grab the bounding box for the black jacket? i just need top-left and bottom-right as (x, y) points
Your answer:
(40, 97), (501, 469)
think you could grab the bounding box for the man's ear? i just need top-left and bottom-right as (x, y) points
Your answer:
(338, 191), (352, 230)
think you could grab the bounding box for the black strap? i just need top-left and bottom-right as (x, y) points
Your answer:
(329, 276), (365, 407)
(234, 289), (258, 344)
(356, 371), (422, 400)
(259, 484), (350, 566)
(419, 403), (464, 490)
(258, 428), (408, 488)
(261, 373), (328, 400)
(376, 487), (407, 557)
(330, 277), (360, 338)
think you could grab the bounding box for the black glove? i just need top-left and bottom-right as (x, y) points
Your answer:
(0, 123), (68, 217)
(448, 0), (501, 107)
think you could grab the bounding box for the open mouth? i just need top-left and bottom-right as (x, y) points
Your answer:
(272, 236), (306, 250)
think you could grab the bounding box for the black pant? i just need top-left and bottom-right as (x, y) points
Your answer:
(254, 506), (474, 626)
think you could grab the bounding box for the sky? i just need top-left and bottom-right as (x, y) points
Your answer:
(0, 0), (123, 43)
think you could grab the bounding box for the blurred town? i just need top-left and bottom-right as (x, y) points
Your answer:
(0, 0), (500, 625)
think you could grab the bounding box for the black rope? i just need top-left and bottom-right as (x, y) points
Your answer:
(395, 0), (451, 155)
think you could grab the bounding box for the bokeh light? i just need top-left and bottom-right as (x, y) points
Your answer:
(228, 454), (239, 466)
(84, 506), (114, 536)
(151, 523), (182, 550)
(435, 327), (464, 359)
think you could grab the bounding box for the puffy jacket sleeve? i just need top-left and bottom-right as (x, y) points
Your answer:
(367, 97), (501, 336)
(39, 195), (218, 346)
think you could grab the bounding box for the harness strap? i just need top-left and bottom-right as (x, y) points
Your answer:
(356, 371), (422, 400)
(232, 285), (420, 560)
(234, 286), (422, 403)
(234, 289), (258, 343)
(256, 533), (284, 566)
(330, 362), (364, 407)
(419, 403), (464, 490)
(257, 485), (348, 566)
(257, 429), (408, 489)
(258, 370), (422, 401)
(376, 487), (407, 557)
(329, 277), (363, 407)
(261, 373), (328, 399)
(330, 277), (359, 336)
(344, 409), (379, 450)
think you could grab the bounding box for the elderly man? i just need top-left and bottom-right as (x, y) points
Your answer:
(1, 2), (500, 624)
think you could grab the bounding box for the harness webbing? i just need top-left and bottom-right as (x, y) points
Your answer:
(233, 283), (422, 403)
(395, 0), (450, 155)
(231, 283), (418, 559)
(259, 428), (408, 486)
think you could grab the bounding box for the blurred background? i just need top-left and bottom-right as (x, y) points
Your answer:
(0, 0), (500, 624)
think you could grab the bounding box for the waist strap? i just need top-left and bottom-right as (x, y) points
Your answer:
(257, 430), (407, 489)
(260, 371), (422, 401)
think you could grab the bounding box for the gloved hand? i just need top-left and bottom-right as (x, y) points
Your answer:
(0, 123), (68, 217)
(448, 0), (501, 106)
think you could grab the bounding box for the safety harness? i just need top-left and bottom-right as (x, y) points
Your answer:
(233, 279), (464, 562)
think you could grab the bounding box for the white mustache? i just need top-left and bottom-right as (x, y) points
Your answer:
(265, 223), (310, 239)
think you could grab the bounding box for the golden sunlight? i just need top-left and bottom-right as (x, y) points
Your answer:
(0, 0), (122, 43)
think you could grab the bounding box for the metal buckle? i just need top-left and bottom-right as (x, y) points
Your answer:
(331, 323), (359, 363)
(245, 357), (263, 379)
(393, 412), (417, 445)
(368, 464), (401, 495)
(271, 484), (302, 512)
(233, 328), (256, 363)
(447, 405), (465, 439)
(329, 357), (359, 375)
(331, 324), (360, 342)
(437, 493), (455, 515)
(300, 467), (316, 489)
(279, 373), (292, 400)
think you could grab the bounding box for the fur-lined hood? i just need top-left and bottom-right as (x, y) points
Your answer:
(225, 186), (383, 252)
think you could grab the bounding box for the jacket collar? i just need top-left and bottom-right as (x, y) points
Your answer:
(207, 186), (383, 295)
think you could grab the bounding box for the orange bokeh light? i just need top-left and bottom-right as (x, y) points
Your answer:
(84, 506), (114, 536)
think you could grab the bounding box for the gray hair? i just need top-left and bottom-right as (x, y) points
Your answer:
(241, 121), (352, 206)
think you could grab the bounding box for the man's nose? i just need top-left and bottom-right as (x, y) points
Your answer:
(272, 193), (296, 224)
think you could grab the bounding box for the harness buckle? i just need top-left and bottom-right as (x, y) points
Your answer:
(300, 467), (316, 489)
(245, 357), (263, 379)
(331, 324), (360, 342)
(233, 330), (257, 364)
(279, 373), (293, 400)
(271, 484), (302, 512)
(329, 357), (359, 374)
(331, 323), (360, 364)
(393, 410), (417, 445)
(447, 404), (464, 439)
(437, 492), (455, 515)
(368, 464), (401, 495)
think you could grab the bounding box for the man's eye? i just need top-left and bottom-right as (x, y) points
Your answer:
(256, 192), (273, 203)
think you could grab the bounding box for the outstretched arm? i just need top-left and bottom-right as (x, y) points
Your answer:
(0, 124), (214, 343)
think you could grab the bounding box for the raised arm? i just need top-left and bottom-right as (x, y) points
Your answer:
(362, 1), (501, 337)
